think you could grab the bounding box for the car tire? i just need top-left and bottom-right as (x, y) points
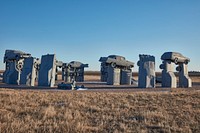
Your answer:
(184, 60), (189, 65)
(111, 62), (116, 68)
(174, 58), (178, 64)
(16, 62), (23, 70)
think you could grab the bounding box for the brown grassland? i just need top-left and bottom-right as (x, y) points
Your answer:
(0, 72), (200, 132)
(0, 88), (200, 133)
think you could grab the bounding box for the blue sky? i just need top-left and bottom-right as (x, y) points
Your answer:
(0, 0), (200, 71)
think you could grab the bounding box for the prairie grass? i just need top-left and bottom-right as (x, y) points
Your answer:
(0, 88), (200, 133)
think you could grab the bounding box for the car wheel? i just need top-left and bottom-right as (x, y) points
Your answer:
(174, 58), (178, 64)
(176, 66), (181, 71)
(111, 62), (116, 68)
(184, 60), (189, 65)
(130, 65), (134, 68)
(16, 62), (23, 70)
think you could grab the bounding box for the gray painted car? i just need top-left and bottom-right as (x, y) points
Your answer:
(68, 61), (89, 68)
(4, 50), (31, 62)
(99, 55), (134, 68)
(161, 52), (190, 64)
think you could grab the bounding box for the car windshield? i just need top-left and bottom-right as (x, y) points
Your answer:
(109, 55), (125, 60)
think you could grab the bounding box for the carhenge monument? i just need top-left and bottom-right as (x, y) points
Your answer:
(137, 54), (156, 88)
(38, 54), (63, 87)
(2, 49), (192, 89)
(3, 50), (40, 86)
(160, 52), (192, 88)
(62, 61), (89, 83)
(2, 50), (88, 87)
(99, 55), (134, 85)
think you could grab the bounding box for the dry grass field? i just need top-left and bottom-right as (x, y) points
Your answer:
(0, 71), (200, 132)
(0, 88), (200, 133)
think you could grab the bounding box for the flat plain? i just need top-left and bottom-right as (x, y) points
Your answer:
(0, 72), (200, 133)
